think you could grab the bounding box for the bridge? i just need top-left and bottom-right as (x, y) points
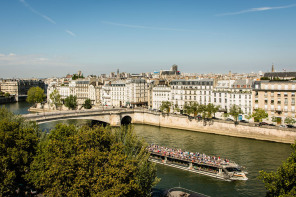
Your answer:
(23, 108), (139, 126)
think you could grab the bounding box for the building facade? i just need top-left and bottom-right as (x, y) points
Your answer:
(253, 80), (296, 124)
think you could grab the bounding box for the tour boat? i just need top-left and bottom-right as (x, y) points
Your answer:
(147, 145), (248, 181)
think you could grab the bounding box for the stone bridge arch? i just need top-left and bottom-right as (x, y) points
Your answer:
(121, 115), (132, 125)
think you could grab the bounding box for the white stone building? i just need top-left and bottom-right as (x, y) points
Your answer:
(170, 79), (214, 110)
(152, 85), (171, 110)
(47, 80), (97, 106)
(101, 79), (148, 107)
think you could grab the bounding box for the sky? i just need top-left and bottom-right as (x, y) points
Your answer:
(0, 0), (296, 78)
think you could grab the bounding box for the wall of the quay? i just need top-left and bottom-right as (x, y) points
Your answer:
(132, 112), (296, 144)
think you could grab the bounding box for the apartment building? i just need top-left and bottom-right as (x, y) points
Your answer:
(170, 79), (214, 110)
(253, 80), (296, 124)
(47, 80), (96, 106)
(101, 79), (148, 107)
(152, 85), (171, 110)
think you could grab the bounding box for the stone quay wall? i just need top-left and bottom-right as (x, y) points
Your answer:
(132, 111), (296, 144)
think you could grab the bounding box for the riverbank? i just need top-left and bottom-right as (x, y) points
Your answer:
(25, 107), (296, 144)
(0, 96), (16, 104)
(132, 111), (296, 144)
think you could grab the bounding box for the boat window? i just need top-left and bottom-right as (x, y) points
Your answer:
(226, 167), (241, 172)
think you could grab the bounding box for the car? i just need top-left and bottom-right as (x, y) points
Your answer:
(279, 125), (287, 128)
(268, 124), (276, 126)
(286, 124), (295, 128)
(226, 118), (234, 121)
(240, 120), (249, 123)
(259, 122), (268, 126)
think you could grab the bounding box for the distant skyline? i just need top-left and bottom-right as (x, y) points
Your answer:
(0, 0), (296, 78)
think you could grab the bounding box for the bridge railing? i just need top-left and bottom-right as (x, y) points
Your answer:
(23, 107), (136, 119)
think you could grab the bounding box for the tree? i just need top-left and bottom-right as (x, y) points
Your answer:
(26, 86), (45, 106)
(187, 102), (199, 116)
(245, 113), (253, 122)
(252, 108), (268, 122)
(27, 124), (159, 196)
(49, 89), (62, 109)
(258, 141), (296, 196)
(173, 103), (180, 113)
(64, 95), (77, 110)
(198, 104), (207, 119)
(206, 103), (220, 118)
(229, 104), (243, 122)
(160, 101), (171, 113)
(285, 116), (296, 125)
(0, 107), (39, 196)
(83, 98), (92, 109)
(271, 116), (278, 124)
(4, 92), (10, 98)
(0, 91), (4, 96)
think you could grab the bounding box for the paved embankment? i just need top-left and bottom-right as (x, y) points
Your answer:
(132, 111), (296, 144)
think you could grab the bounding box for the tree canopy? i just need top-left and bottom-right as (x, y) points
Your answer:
(0, 107), (39, 196)
(83, 98), (92, 109)
(64, 95), (77, 110)
(27, 124), (159, 196)
(284, 117), (296, 125)
(26, 86), (45, 104)
(259, 141), (296, 196)
(49, 89), (62, 109)
(160, 101), (171, 113)
(252, 108), (268, 122)
(229, 104), (243, 122)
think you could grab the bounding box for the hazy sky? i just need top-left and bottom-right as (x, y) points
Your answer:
(1, 0), (296, 78)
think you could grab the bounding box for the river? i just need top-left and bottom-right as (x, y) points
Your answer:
(1, 102), (292, 196)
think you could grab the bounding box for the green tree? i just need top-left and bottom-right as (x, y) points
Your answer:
(271, 116), (277, 124)
(198, 104), (207, 119)
(26, 86), (45, 106)
(229, 104), (243, 122)
(252, 108), (268, 122)
(83, 98), (92, 109)
(27, 124), (159, 196)
(187, 102), (199, 116)
(285, 116), (296, 125)
(206, 103), (220, 118)
(258, 141), (296, 196)
(0, 91), (4, 96)
(0, 107), (39, 196)
(173, 103), (180, 113)
(160, 101), (171, 113)
(49, 89), (62, 109)
(4, 92), (10, 98)
(64, 95), (77, 110)
(223, 112), (229, 120)
(245, 113), (253, 122)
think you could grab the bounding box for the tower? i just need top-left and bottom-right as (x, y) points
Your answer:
(271, 64), (275, 72)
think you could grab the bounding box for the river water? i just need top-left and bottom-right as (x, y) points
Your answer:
(1, 102), (292, 196)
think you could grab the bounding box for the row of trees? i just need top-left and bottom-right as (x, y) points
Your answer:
(50, 89), (92, 110)
(25, 87), (92, 110)
(160, 101), (220, 119)
(0, 91), (10, 98)
(0, 108), (159, 196)
(159, 101), (273, 123)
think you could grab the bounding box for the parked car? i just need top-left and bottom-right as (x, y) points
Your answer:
(226, 118), (234, 121)
(268, 124), (276, 126)
(259, 122), (268, 126)
(240, 120), (249, 123)
(286, 124), (296, 128)
(279, 125), (287, 128)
